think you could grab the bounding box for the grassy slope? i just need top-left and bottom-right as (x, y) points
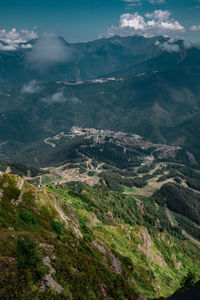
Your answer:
(0, 173), (200, 299)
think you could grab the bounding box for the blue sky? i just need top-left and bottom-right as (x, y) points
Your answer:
(0, 0), (200, 42)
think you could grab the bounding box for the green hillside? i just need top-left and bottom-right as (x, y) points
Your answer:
(0, 171), (200, 299)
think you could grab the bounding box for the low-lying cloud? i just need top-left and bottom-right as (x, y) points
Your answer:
(159, 41), (180, 52)
(21, 80), (42, 94)
(155, 38), (192, 53)
(183, 40), (192, 49)
(42, 89), (81, 105)
(26, 32), (71, 69)
(42, 90), (67, 103)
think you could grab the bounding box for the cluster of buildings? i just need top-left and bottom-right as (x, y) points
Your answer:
(71, 126), (141, 140)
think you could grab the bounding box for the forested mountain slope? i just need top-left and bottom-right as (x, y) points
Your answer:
(0, 172), (200, 299)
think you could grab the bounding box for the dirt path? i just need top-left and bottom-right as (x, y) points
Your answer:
(165, 207), (174, 227)
(182, 230), (200, 248)
(44, 137), (56, 148)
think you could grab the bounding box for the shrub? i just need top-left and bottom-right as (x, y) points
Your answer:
(19, 210), (37, 225)
(79, 217), (93, 241)
(51, 220), (64, 235)
(16, 235), (42, 269)
(88, 171), (96, 177)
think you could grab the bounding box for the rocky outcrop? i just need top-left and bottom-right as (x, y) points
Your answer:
(40, 274), (63, 294)
(16, 178), (24, 191)
(39, 243), (55, 253)
(137, 227), (166, 267)
(99, 283), (109, 298)
(54, 200), (83, 239)
(92, 240), (122, 274)
(92, 241), (107, 255)
(39, 256), (63, 294)
(107, 211), (113, 219)
(11, 177), (24, 206)
(108, 252), (122, 274)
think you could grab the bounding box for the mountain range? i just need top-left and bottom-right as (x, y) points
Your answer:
(0, 34), (200, 299)
(0, 35), (200, 163)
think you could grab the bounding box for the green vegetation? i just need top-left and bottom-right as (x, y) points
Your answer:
(154, 183), (200, 225)
(0, 160), (45, 177)
(1, 34), (200, 299)
(51, 220), (64, 235)
(0, 155), (200, 299)
(16, 235), (42, 270)
(19, 209), (37, 225)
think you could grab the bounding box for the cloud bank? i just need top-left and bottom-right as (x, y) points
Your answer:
(26, 32), (71, 69)
(0, 28), (38, 51)
(107, 10), (185, 38)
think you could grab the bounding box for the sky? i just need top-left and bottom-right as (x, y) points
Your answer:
(0, 0), (200, 44)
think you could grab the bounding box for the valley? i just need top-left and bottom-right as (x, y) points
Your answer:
(0, 36), (200, 164)
(1, 142), (200, 299)
(1, 127), (200, 247)
(0, 32), (200, 299)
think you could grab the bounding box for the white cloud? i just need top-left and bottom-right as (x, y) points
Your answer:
(123, 0), (142, 6)
(120, 13), (145, 30)
(190, 25), (200, 31)
(42, 90), (67, 104)
(42, 89), (81, 105)
(21, 80), (41, 94)
(123, 0), (165, 6)
(155, 38), (192, 52)
(107, 11), (185, 38)
(21, 44), (33, 49)
(0, 44), (17, 51)
(26, 32), (71, 69)
(145, 10), (171, 21)
(0, 28), (38, 51)
(149, 0), (165, 3)
(159, 41), (180, 52)
(49, 91), (66, 103)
